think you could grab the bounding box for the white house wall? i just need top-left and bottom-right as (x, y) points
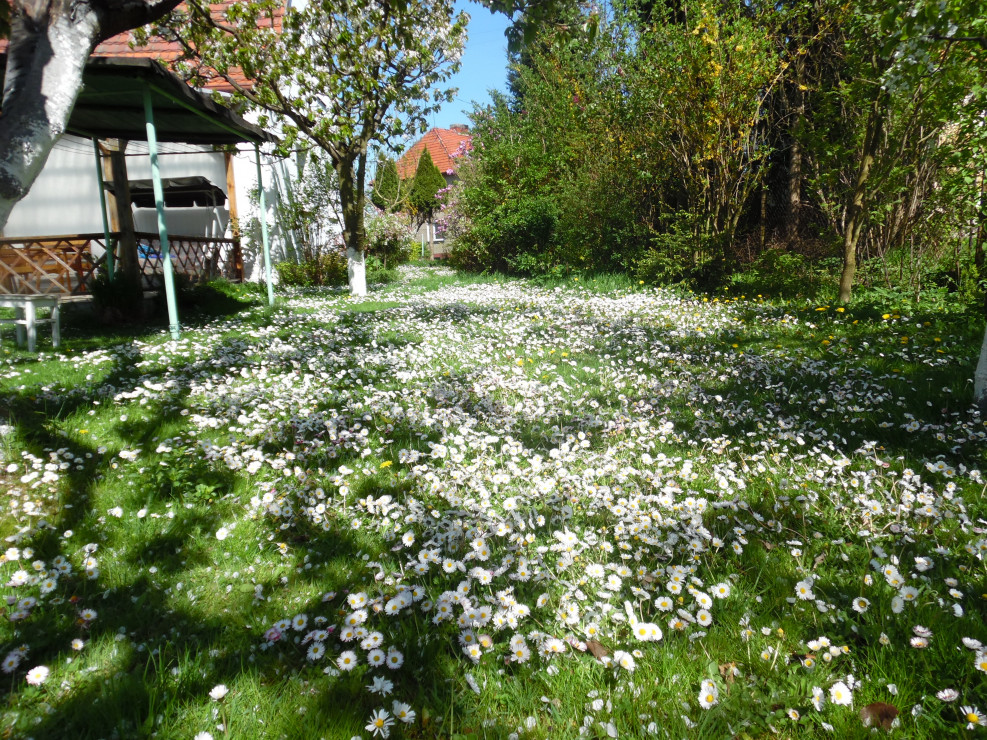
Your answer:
(2, 135), (282, 279)
(232, 144), (285, 283)
(3, 135), (227, 236)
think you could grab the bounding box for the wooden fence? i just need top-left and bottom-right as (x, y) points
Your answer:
(0, 235), (107, 296)
(133, 233), (243, 287)
(0, 233), (243, 295)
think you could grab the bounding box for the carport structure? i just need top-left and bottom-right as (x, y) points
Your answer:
(0, 55), (277, 341)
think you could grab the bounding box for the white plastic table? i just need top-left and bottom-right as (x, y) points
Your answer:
(0, 295), (60, 352)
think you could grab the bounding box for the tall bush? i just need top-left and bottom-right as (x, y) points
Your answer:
(446, 0), (986, 305)
(364, 208), (414, 268)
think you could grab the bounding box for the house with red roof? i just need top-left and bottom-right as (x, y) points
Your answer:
(395, 126), (471, 258)
(90, 3), (284, 94)
(396, 125), (472, 187)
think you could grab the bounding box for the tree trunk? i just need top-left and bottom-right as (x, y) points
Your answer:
(785, 70), (806, 242)
(103, 139), (139, 282)
(346, 246), (366, 294)
(838, 96), (885, 303)
(975, 324), (987, 416)
(759, 185), (766, 249)
(336, 154), (367, 296)
(787, 130), (802, 240)
(0, 6), (99, 228)
(0, 0), (184, 233)
(976, 170), (986, 314)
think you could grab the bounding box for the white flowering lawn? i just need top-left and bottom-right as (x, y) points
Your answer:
(1, 265), (986, 739)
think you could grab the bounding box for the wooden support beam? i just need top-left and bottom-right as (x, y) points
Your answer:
(102, 139), (139, 282)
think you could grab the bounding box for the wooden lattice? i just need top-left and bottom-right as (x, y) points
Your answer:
(0, 235), (106, 296)
(0, 233), (243, 296)
(134, 233), (243, 286)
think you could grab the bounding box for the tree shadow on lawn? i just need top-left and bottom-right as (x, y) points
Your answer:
(8, 493), (515, 739)
(1, 346), (521, 739)
(5, 292), (983, 738)
(28, 286), (262, 354)
(11, 530), (502, 739)
(708, 492), (987, 706)
(403, 301), (502, 324)
(544, 310), (984, 470)
(329, 296), (983, 490)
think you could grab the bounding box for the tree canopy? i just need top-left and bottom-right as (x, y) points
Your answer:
(371, 157), (405, 213)
(152, 0), (467, 295)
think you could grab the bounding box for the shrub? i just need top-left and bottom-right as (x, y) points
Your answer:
(89, 271), (145, 321)
(275, 251), (348, 287)
(448, 235), (490, 273)
(366, 254), (399, 285)
(728, 250), (825, 298)
(365, 208), (414, 268)
(459, 195), (560, 275)
(635, 213), (730, 290)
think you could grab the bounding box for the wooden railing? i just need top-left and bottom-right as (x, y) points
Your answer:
(0, 233), (243, 296)
(0, 234), (107, 296)
(133, 233), (243, 287)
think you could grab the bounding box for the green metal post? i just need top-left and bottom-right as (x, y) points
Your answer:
(92, 139), (115, 280)
(143, 88), (181, 340)
(255, 144), (274, 307)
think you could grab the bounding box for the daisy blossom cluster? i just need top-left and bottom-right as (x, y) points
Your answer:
(1, 266), (985, 737)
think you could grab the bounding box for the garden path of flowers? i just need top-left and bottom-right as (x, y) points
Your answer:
(2, 265), (986, 739)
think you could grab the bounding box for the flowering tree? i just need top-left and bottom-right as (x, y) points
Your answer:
(0, 0), (575, 240)
(0, 0), (183, 229)
(155, 0), (467, 295)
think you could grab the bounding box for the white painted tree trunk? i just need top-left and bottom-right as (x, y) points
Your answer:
(0, 13), (99, 229)
(347, 246), (367, 296)
(975, 324), (987, 415)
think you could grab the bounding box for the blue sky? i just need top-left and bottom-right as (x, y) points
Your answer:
(426, 0), (512, 130)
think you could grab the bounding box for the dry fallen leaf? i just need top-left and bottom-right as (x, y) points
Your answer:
(860, 702), (899, 730)
(586, 639), (610, 661)
(718, 662), (737, 686)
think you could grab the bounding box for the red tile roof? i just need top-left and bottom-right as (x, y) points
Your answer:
(396, 127), (472, 180)
(93, 3), (284, 92)
(0, 3), (283, 94)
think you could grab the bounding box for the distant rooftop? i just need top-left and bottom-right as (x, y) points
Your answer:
(396, 126), (472, 180)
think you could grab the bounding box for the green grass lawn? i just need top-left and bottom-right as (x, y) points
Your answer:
(1, 264), (986, 739)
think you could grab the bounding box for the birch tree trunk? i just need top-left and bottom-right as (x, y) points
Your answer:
(0, 6), (98, 228)
(0, 0), (183, 232)
(976, 326), (987, 415)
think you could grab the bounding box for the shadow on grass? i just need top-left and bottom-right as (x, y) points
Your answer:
(3, 281), (985, 738)
(0, 323), (513, 738)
